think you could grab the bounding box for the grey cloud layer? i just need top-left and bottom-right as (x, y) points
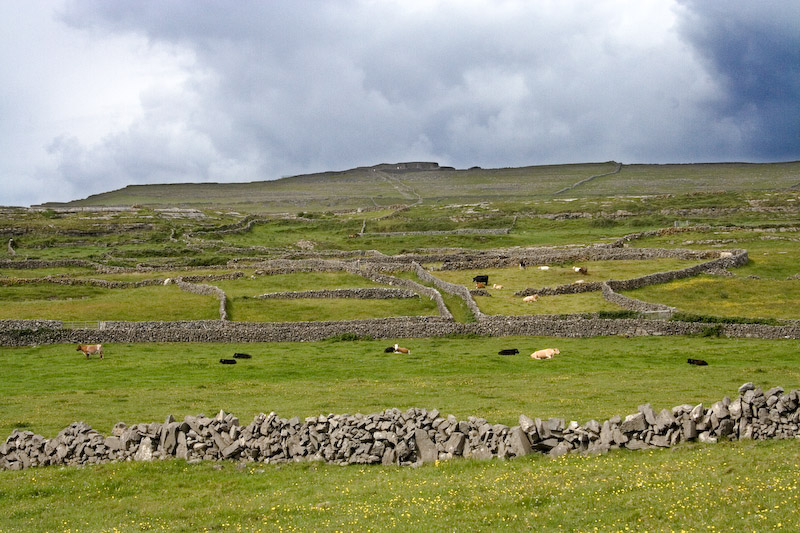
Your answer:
(3, 1), (797, 206)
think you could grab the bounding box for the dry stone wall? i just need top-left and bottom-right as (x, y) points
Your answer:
(4, 315), (800, 346)
(3, 383), (799, 471)
(413, 262), (484, 320)
(173, 277), (228, 321)
(256, 288), (419, 300)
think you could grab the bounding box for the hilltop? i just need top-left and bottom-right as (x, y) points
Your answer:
(39, 160), (800, 213)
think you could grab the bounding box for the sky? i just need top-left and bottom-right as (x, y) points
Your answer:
(1, 1), (798, 207)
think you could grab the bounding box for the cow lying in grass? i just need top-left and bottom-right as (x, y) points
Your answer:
(77, 344), (103, 359)
(219, 359), (237, 364)
(531, 348), (559, 360)
(498, 348), (519, 355)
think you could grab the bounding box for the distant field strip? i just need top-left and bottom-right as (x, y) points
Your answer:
(554, 161), (622, 195)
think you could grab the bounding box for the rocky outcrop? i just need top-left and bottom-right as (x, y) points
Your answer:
(3, 384), (798, 471)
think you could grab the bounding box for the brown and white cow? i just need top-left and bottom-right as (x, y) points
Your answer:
(77, 344), (103, 359)
(393, 344), (411, 354)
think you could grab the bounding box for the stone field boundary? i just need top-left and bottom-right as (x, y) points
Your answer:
(2, 238), (799, 345)
(2, 382), (797, 470)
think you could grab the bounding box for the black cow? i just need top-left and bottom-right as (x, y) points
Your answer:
(473, 275), (489, 283)
(498, 348), (520, 355)
(233, 353), (252, 359)
(687, 358), (708, 366)
(219, 359), (237, 364)
(384, 346), (395, 353)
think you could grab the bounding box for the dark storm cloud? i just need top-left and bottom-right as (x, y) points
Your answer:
(676, 0), (800, 161)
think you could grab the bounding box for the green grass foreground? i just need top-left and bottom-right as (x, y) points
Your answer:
(4, 336), (800, 437)
(2, 336), (800, 530)
(0, 439), (798, 532)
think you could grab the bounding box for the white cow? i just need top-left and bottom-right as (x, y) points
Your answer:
(531, 348), (559, 360)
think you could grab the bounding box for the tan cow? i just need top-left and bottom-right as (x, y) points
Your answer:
(77, 344), (103, 359)
(531, 348), (559, 360)
(522, 294), (539, 302)
(492, 284), (504, 290)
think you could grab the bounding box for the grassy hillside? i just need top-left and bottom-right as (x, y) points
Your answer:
(43, 160), (800, 212)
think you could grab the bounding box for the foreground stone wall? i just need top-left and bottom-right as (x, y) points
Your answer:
(2, 383), (796, 471)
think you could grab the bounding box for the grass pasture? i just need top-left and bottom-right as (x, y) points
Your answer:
(228, 295), (439, 322)
(0, 284), (219, 321)
(2, 336), (800, 531)
(625, 275), (800, 320)
(4, 161), (800, 530)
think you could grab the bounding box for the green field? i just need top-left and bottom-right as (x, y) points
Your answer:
(2, 336), (800, 531)
(3, 161), (800, 531)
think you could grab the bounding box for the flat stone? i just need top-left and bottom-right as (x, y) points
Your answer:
(620, 412), (647, 433)
(518, 414), (535, 434)
(508, 427), (532, 457)
(738, 383), (755, 395)
(638, 404), (657, 425)
(414, 429), (438, 464)
(625, 439), (649, 451)
(549, 441), (572, 458)
(133, 437), (154, 462)
(444, 433), (466, 456)
(655, 409), (677, 433)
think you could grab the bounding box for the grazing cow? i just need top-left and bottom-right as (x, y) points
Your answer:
(573, 266), (588, 275)
(492, 284), (503, 290)
(687, 358), (708, 366)
(523, 294), (539, 302)
(233, 353), (252, 359)
(77, 344), (103, 359)
(473, 275), (489, 284)
(393, 344), (411, 354)
(219, 359), (237, 364)
(531, 348), (559, 360)
(498, 348), (519, 355)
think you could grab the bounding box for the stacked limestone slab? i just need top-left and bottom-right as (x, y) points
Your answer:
(2, 383), (799, 471)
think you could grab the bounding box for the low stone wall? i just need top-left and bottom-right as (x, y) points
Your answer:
(515, 282), (604, 297)
(361, 227), (511, 237)
(511, 249), (748, 313)
(601, 283), (677, 314)
(174, 277), (228, 321)
(4, 315), (800, 346)
(0, 259), (98, 269)
(439, 246), (721, 271)
(2, 383), (797, 471)
(414, 262), (484, 320)
(0, 276), (165, 289)
(353, 264), (453, 320)
(256, 288), (419, 300)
